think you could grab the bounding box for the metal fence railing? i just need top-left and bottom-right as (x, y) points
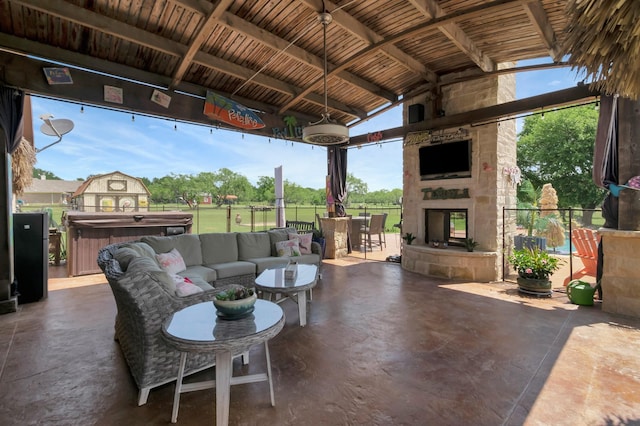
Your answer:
(502, 207), (603, 283)
(19, 203), (403, 235)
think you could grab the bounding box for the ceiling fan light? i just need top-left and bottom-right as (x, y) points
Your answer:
(302, 122), (349, 145)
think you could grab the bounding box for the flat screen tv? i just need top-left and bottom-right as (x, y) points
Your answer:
(419, 139), (471, 180)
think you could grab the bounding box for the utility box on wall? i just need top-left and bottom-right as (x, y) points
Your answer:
(408, 104), (425, 124)
(63, 211), (193, 276)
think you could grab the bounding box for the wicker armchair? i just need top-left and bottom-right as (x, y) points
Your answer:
(97, 243), (223, 405)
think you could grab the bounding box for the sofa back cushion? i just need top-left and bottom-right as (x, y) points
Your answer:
(237, 232), (271, 260)
(200, 233), (238, 264)
(124, 241), (157, 259)
(113, 247), (140, 271)
(124, 256), (177, 295)
(141, 234), (203, 266)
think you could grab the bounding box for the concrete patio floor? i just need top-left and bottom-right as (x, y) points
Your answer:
(1, 237), (639, 425)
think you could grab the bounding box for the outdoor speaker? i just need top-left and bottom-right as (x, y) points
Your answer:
(408, 104), (424, 124)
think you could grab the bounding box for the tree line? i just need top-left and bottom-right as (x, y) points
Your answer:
(33, 167), (401, 208)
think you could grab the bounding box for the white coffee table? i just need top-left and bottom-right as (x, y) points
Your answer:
(162, 299), (284, 425)
(255, 264), (318, 327)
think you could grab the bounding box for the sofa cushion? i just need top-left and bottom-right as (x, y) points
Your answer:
(267, 227), (297, 256)
(141, 234), (203, 266)
(179, 265), (217, 283)
(205, 261), (256, 279)
(289, 232), (313, 254)
(114, 246), (140, 271)
(124, 256), (176, 295)
(200, 233), (239, 264)
(185, 275), (213, 291)
(237, 232), (271, 260)
(122, 242), (158, 263)
(172, 275), (205, 297)
(275, 239), (301, 257)
(148, 270), (178, 294)
(246, 257), (292, 275)
(293, 253), (321, 266)
(156, 248), (187, 275)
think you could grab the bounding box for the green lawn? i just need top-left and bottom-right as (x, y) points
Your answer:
(20, 203), (403, 235)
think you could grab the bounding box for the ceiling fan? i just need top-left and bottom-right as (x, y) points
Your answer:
(302, 10), (349, 145)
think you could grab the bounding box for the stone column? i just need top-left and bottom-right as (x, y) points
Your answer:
(599, 97), (640, 318)
(320, 217), (349, 259)
(599, 229), (640, 318)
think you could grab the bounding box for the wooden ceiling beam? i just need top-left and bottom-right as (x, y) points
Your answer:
(169, 0), (235, 90)
(10, 0), (362, 118)
(278, 0), (438, 115)
(298, 0), (438, 82)
(219, 11), (396, 102)
(408, 0), (495, 72)
(191, 50), (364, 117)
(520, 0), (562, 62)
(280, 0), (517, 116)
(11, 0), (187, 57)
(348, 84), (599, 145)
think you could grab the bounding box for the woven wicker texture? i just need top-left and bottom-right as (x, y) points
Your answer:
(97, 243), (221, 400)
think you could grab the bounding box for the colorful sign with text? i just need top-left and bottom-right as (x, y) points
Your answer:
(203, 91), (265, 130)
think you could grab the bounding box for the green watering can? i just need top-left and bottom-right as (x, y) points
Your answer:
(567, 280), (596, 306)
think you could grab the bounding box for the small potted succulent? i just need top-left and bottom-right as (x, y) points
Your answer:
(464, 238), (479, 252)
(402, 232), (416, 245)
(213, 285), (257, 318)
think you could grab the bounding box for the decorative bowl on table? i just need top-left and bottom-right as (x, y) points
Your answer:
(213, 286), (257, 319)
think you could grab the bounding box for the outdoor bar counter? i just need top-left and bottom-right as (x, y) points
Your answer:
(64, 211), (193, 276)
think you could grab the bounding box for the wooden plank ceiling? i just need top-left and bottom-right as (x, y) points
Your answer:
(0, 0), (572, 139)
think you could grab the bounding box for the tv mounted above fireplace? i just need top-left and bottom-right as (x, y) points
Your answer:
(419, 139), (471, 180)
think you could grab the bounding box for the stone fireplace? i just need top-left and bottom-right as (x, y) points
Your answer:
(401, 70), (518, 282)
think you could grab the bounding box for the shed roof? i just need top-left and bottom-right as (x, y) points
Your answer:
(72, 171), (150, 197)
(24, 179), (82, 194)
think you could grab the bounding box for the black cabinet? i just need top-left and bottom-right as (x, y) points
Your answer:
(13, 212), (49, 304)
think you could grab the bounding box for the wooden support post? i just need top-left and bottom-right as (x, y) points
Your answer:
(617, 97), (640, 231)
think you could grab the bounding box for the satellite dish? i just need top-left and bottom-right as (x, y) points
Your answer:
(37, 114), (74, 153)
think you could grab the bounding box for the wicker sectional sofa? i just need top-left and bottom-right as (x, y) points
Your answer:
(96, 227), (321, 405)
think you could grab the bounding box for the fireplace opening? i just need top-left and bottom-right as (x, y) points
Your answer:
(425, 209), (468, 246)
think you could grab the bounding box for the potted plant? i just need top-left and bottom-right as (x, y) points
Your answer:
(508, 247), (563, 295)
(213, 286), (257, 318)
(464, 238), (479, 252)
(402, 232), (416, 245)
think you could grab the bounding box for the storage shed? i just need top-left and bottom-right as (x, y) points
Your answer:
(72, 171), (150, 212)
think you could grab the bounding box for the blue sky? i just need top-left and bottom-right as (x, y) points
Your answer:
(30, 59), (585, 191)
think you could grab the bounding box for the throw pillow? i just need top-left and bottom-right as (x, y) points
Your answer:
(275, 239), (301, 257)
(172, 274), (204, 297)
(156, 248), (186, 275)
(289, 233), (313, 254)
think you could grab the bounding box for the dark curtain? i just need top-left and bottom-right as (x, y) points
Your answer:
(329, 146), (348, 217)
(0, 85), (25, 154)
(593, 95), (620, 297)
(593, 94), (618, 189)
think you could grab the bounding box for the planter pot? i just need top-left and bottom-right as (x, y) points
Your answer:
(514, 235), (547, 251)
(517, 276), (552, 296)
